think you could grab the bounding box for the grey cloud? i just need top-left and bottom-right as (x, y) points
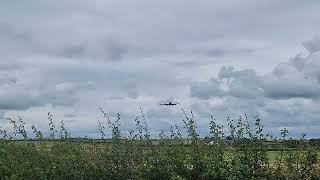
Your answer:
(2, 0), (311, 62)
(303, 53), (320, 83)
(303, 36), (320, 54)
(0, 22), (30, 41)
(64, 114), (77, 118)
(189, 38), (320, 137)
(58, 37), (129, 61)
(1, 0), (320, 137)
(191, 67), (263, 99)
(261, 98), (320, 128)
(262, 74), (320, 99)
(0, 81), (79, 110)
(180, 40), (268, 58)
(191, 45), (320, 100)
(0, 55), (188, 112)
(0, 111), (4, 120)
(191, 79), (224, 99)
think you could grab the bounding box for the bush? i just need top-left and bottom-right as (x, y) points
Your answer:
(0, 109), (319, 179)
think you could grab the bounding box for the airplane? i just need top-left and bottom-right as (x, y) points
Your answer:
(160, 101), (180, 106)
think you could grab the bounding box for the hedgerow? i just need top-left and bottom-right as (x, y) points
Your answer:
(0, 108), (319, 179)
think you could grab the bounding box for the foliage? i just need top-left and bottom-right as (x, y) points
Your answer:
(0, 109), (319, 179)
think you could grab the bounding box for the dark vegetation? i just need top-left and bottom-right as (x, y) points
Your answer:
(0, 108), (319, 179)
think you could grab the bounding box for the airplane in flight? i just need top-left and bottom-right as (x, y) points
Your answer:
(160, 101), (180, 106)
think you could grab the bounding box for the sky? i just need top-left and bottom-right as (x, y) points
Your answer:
(1, 0), (320, 138)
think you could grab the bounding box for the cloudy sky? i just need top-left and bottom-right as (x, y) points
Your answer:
(1, 0), (320, 138)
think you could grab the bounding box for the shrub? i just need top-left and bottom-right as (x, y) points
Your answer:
(0, 108), (318, 179)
